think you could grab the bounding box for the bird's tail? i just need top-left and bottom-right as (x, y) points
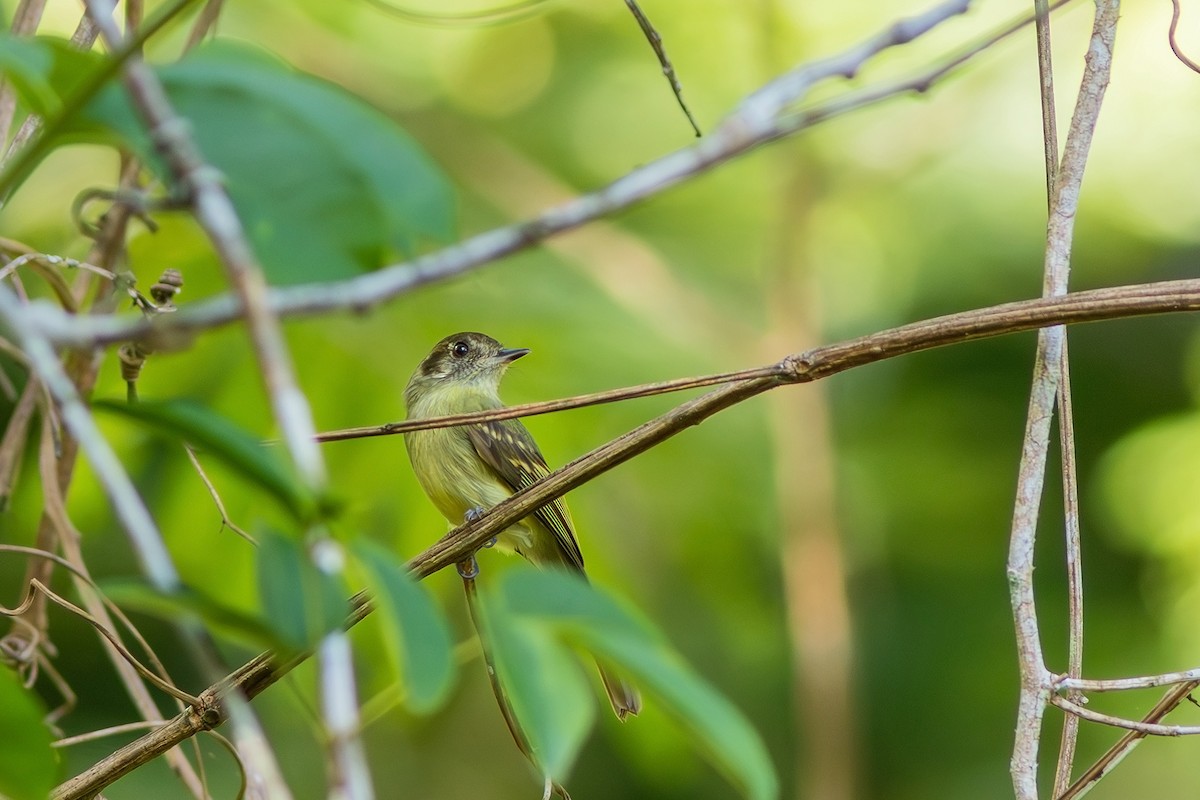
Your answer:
(597, 662), (641, 721)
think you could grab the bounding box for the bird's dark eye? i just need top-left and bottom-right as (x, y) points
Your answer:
(451, 341), (469, 357)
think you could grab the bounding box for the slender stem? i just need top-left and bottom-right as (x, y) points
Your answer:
(1008, 1), (1118, 795)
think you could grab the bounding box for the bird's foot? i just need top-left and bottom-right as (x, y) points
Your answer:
(464, 507), (497, 548)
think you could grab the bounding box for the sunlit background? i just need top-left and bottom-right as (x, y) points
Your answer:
(3, 0), (1200, 798)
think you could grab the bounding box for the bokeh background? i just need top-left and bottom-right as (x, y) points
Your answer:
(4, 0), (1200, 798)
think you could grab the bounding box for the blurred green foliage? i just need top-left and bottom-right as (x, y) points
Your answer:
(2, 0), (1200, 798)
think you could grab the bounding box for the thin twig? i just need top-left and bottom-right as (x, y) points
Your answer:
(184, 445), (256, 544)
(1050, 695), (1200, 736)
(314, 366), (779, 442)
(1, 580), (199, 707)
(308, 280), (1200, 445)
(624, 0), (701, 136)
(54, 720), (169, 748)
(0, 376), (40, 510)
(1055, 344), (1085, 794)
(182, 0), (225, 51)
(1034, 0), (1060, 204)
(1055, 670), (1200, 693)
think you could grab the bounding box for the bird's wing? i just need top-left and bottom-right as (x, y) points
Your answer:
(466, 419), (585, 571)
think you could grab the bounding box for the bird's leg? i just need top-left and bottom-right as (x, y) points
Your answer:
(455, 554), (479, 580)
(464, 506), (498, 548)
(455, 507), (495, 579)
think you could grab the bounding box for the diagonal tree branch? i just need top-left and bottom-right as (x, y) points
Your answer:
(23, 0), (1062, 353)
(51, 276), (1200, 800)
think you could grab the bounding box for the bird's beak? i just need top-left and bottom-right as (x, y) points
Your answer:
(496, 347), (530, 363)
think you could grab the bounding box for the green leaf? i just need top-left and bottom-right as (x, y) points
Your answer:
(79, 41), (455, 283)
(0, 36), (129, 193)
(477, 584), (596, 781)
(256, 529), (349, 650)
(500, 568), (779, 800)
(0, 666), (59, 800)
(352, 539), (455, 714)
(93, 398), (322, 523)
(0, 37), (454, 282)
(0, 36), (66, 117)
(102, 579), (287, 652)
(159, 42), (455, 280)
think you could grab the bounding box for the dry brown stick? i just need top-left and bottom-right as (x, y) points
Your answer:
(50, 277), (1200, 800)
(52, 277), (1200, 800)
(314, 366), (779, 442)
(330, 279), (1200, 447)
(1054, 341), (1085, 794)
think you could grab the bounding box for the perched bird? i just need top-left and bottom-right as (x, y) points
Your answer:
(403, 331), (641, 721)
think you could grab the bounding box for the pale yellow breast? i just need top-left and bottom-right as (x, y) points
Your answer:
(403, 409), (535, 553)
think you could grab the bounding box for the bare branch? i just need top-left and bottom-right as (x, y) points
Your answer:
(26, 0), (1008, 352)
(1056, 670), (1200, 693)
(1050, 695), (1200, 736)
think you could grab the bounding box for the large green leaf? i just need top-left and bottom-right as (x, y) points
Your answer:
(0, 35), (128, 192)
(499, 568), (779, 800)
(476, 582), (596, 783)
(93, 398), (324, 523)
(0, 36), (454, 282)
(96, 42), (454, 283)
(256, 529), (349, 651)
(0, 666), (59, 800)
(0, 36), (65, 117)
(352, 539), (455, 714)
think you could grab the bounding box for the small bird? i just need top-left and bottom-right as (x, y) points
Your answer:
(403, 332), (641, 721)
